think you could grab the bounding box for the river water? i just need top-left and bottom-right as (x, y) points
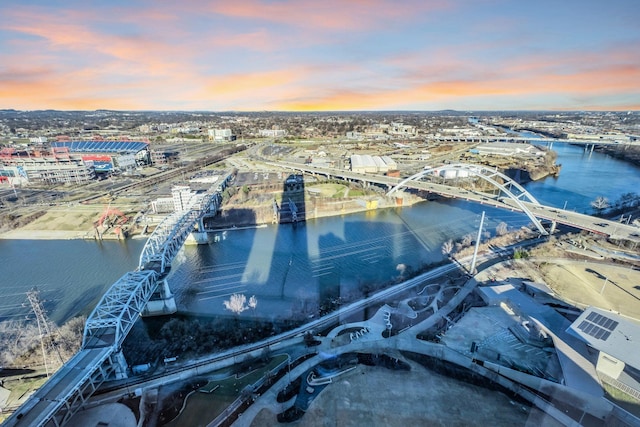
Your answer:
(0, 143), (639, 325)
(524, 142), (637, 213)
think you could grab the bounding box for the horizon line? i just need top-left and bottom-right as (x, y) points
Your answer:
(2, 108), (638, 114)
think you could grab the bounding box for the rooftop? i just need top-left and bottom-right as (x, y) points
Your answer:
(567, 306), (640, 370)
(51, 140), (148, 153)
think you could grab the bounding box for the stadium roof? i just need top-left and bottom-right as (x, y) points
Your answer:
(51, 141), (148, 154)
(567, 306), (640, 369)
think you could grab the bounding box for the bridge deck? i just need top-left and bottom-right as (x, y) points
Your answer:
(4, 177), (233, 427)
(6, 347), (112, 427)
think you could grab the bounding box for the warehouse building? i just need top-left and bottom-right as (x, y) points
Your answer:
(350, 154), (398, 174)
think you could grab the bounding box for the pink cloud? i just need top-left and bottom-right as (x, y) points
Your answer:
(0, 1), (637, 111)
(207, 0), (450, 31)
(206, 29), (280, 52)
(0, 66), (145, 110)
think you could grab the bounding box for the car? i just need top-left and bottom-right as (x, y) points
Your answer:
(594, 222), (609, 227)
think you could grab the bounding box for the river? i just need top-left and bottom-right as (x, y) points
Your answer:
(0, 142), (639, 325)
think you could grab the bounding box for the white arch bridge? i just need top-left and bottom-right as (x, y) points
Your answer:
(387, 163), (548, 235)
(273, 160), (639, 241)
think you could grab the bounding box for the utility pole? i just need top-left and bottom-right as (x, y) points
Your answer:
(470, 211), (485, 275)
(26, 288), (64, 377)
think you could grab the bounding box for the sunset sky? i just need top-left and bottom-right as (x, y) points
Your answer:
(0, 0), (638, 111)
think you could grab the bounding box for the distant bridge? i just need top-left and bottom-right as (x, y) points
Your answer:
(424, 135), (635, 147)
(4, 176), (230, 427)
(272, 161), (640, 241)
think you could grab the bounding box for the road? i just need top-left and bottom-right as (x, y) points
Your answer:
(269, 161), (640, 242)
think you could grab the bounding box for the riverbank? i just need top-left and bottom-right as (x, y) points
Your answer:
(597, 145), (640, 168)
(0, 199), (405, 240)
(0, 190), (424, 242)
(0, 229), (91, 240)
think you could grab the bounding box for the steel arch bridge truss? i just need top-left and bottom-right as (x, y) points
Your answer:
(83, 269), (159, 349)
(5, 188), (227, 427)
(138, 209), (200, 273)
(138, 191), (222, 273)
(388, 163), (548, 235)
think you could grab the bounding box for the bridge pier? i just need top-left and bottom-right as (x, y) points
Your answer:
(186, 217), (209, 245)
(549, 220), (557, 234)
(272, 199), (280, 224)
(142, 279), (177, 317)
(111, 349), (129, 380)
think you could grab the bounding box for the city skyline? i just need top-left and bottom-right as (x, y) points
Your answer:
(1, 0), (639, 111)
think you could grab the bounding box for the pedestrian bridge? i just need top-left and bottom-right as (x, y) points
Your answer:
(4, 177), (228, 427)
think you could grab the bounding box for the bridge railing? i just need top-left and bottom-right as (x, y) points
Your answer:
(138, 189), (223, 273)
(83, 270), (159, 349)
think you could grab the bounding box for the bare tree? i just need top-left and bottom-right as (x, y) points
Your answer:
(496, 222), (508, 236)
(461, 233), (474, 247)
(248, 295), (257, 308)
(441, 239), (454, 256)
(223, 293), (249, 314)
(591, 196), (609, 213)
(248, 295), (258, 313)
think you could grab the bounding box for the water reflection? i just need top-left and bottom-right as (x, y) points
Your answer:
(169, 200), (526, 322)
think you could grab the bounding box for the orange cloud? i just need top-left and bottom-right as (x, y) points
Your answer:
(0, 67), (144, 110)
(205, 69), (302, 95)
(272, 59), (640, 111)
(207, 0), (450, 31)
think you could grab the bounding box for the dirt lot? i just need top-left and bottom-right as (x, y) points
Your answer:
(0, 198), (144, 240)
(478, 258), (640, 320)
(536, 260), (640, 319)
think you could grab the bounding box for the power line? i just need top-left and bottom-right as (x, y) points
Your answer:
(25, 288), (64, 377)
